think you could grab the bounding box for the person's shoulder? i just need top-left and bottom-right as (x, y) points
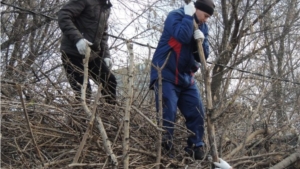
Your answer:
(169, 7), (185, 16)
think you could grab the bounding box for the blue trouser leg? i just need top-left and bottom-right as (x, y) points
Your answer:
(154, 81), (205, 148)
(178, 83), (205, 147)
(154, 81), (179, 147)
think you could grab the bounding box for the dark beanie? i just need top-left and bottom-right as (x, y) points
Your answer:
(195, 0), (215, 16)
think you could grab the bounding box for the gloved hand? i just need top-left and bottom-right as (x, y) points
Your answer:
(194, 29), (205, 41)
(104, 57), (112, 68)
(184, 2), (196, 16)
(76, 38), (93, 55)
(214, 158), (232, 169)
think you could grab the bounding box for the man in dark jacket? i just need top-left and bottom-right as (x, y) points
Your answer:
(150, 0), (215, 160)
(58, 0), (116, 104)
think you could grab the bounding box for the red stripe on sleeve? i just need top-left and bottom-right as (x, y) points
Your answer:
(168, 37), (182, 84)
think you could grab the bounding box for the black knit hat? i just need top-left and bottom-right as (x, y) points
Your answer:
(195, 0), (215, 16)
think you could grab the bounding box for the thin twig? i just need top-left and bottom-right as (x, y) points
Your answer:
(16, 84), (45, 165)
(132, 106), (164, 132)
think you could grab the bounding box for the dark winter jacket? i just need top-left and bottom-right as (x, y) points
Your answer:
(58, 0), (112, 59)
(150, 7), (210, 88)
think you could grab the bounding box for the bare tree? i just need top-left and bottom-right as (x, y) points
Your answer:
(262, 0), (300, 129)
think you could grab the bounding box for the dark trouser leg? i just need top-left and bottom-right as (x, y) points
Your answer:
(61, 53), (92, 101)
(154, 81), (179, 150)
(89, 57), (117, 104)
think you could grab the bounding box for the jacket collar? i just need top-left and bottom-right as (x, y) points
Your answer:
(194, 14), (200, 25)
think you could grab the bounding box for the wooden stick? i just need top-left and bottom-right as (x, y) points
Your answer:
(226, 129), (266, 158)
(123, 41), (135, 169)
(151, 51), (171, 169)
(132, 106), (165, 132)
(184, 0), (218, 162)
(16, 84), (45, 165)
(72, 46), (92, 164)
(72, 83), (103, 164)
(71, 46), (118, 166)
(269, 151), (300, 169)
(69, 162), (105, 167)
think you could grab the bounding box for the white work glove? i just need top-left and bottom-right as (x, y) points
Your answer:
(214, 158), (232, 169)
(194, 29), (205, 41)
(76, 38), (93, 55)
(104, 57), (112, 68)
(184, 2), (196, 16)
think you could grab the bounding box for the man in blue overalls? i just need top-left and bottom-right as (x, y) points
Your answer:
(150, 0), (215, 160)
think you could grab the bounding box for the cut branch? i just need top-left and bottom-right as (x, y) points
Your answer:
(269, 151), (300, 169)
(69, 47), (118, 166)
(123, 41), (135, 169)
(151, 51), (171, 169)
(16, 84), (45, 165)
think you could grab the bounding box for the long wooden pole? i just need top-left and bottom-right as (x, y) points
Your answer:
(70, 46), (118, 166)
(151, 52), (171, 169)
(17, 85), (45, 166)
(183, 0), (219, 163)
(123, 41), (135, 169)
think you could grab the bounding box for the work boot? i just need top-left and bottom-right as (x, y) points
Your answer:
(185, 146), (205, 160)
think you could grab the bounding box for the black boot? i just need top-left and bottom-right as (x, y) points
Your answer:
(185, 146), (205, 160)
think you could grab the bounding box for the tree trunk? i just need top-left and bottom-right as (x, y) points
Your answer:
(123, 41), (135, 169)
(269, 151), (300, 169)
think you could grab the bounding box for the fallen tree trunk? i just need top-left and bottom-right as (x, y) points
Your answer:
(269, 151), (300, 169)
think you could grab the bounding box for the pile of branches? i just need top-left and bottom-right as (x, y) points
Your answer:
(1, 87), (300, 169)
(1, 92), (202, 168)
